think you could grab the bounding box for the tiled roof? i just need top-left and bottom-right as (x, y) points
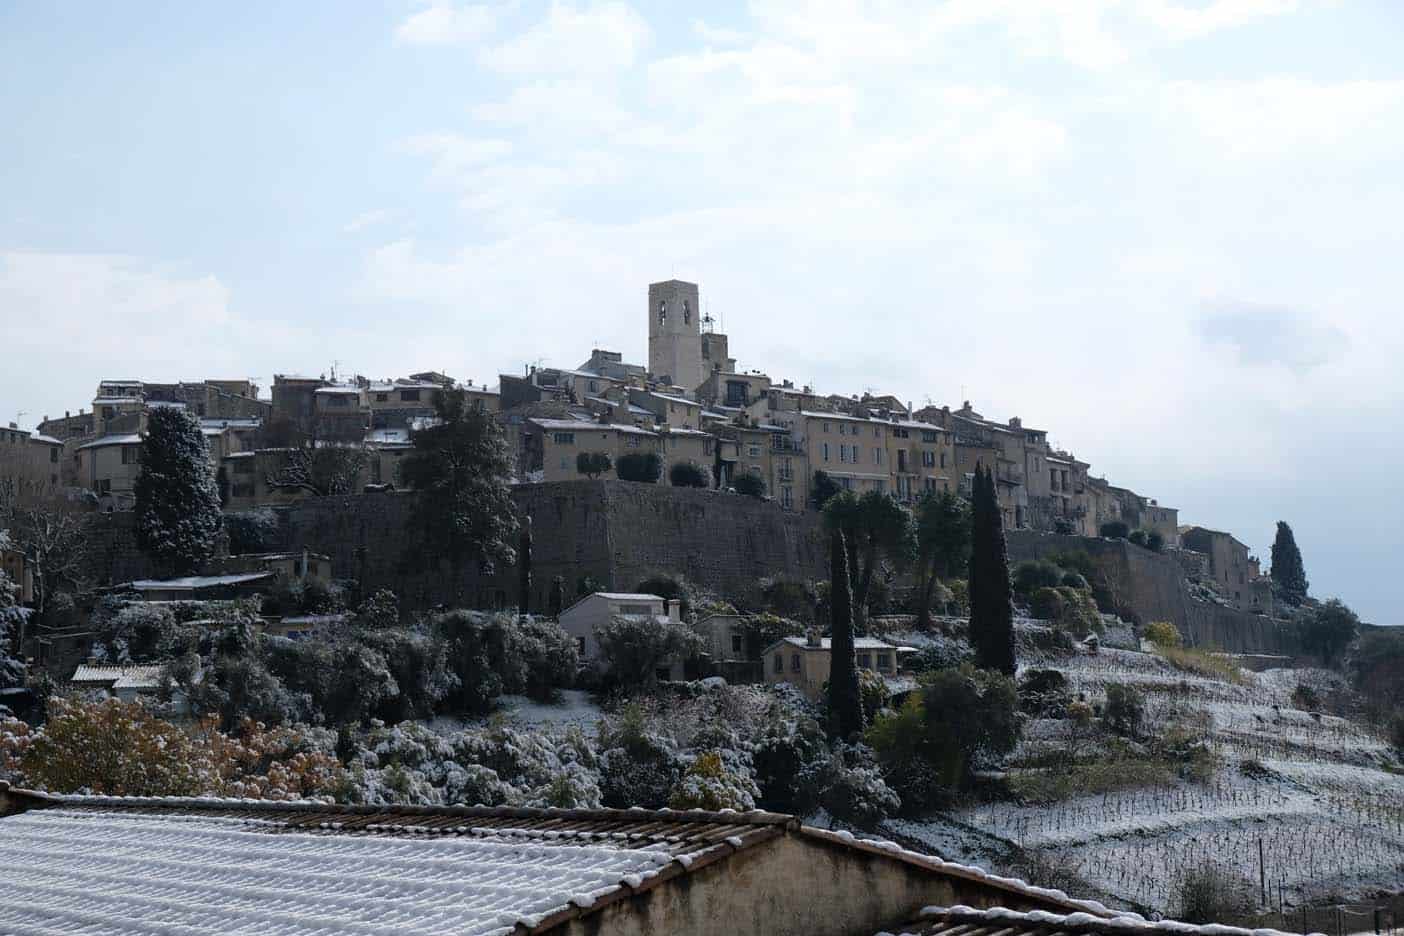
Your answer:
(69, 664), (166, 689)
(884, 905), (1319, 936)
(0, 796), (794, 936)
(771, 636), (917, 652)
(123, 573), (275, 591)
(77, 434), (143, 450)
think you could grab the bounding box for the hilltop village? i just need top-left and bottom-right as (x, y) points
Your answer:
(3, 278), (1270, 616)
(0, 279), (1395, 936)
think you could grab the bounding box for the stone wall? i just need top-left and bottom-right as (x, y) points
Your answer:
(1006, 530), (1300, 655)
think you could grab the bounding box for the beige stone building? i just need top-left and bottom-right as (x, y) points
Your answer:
(648, 279), (706, 390)
(882, 419), (957, 504)
(523, 418), (661, 483)
(762, 633), (916, 700)
(1180, 526), (1271, 614)
(75, 434), (143, 509)
(796, 411), (891, 496)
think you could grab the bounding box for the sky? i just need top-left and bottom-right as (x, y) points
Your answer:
(1, 1), (1401, 624)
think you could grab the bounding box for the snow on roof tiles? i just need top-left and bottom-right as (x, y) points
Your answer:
(0, 807), (679, 936)
(123, 573), (274, 591)
(886, 904), (1323, 936)
(771, 636), (916, 652)
(77, 434), (143, 450)
(70, 664), (166, 688)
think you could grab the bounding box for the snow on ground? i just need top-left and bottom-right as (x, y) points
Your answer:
(422, 690), (603, 737)
(886, 647), (1404, 914)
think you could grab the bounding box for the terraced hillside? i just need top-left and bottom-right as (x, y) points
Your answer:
(884, 639), (1404, 916)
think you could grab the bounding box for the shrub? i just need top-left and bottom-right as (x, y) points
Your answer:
(594, 614), (702, 688)
(1146, 530), (1165, 552)
(1052, 518), (1075, 535)
(1173, 862), (1255, 924)
(575, 451), (612, 479)
(1018, 669), (1071, 717)
(733, 471), (766, 498)
(669, 461), (709, 488)
(858, 668), (891, 723)
(1103, 683), (1144, 737)
(1157, 644), (1246, 684)
(597, 705), (681, 808)
(225, 509), (279, 554)
(867, 666), (1018, 801)
(1143, 621), (1182, 649)
(1128, 529), (1148, 548)
(616, 452), (662, 483)
(752, 715), (829, 813)
(1291, 683), (1322, 712)
(1391, 714), (1404, 754)
(668, 750), (758, 811)
(820, 745), (901, 830)
(1099, 521), (1130, 540)
(1013, 560), (1064, 595)
(1030, 586), (1101, 639)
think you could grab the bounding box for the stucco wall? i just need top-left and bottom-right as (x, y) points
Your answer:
(556, 832), (1076, 936)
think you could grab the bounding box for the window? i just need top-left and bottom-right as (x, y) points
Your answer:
(577, 636), (586, 655)
(773, 653), (784, 674)
(876, 653), (892, 672)
(731, 633), (743, 653)
(894, 427), (909, 439)
(856, 652), (872, 669)
(922, 450), (935, 468)
(553, 432), (575, 444)
(232, 459), (253, 475)
(839, 444), (848, 463)
(560, 457), (570, 470)
(375, 393), (388, 402)
(626, 435), (640, 447)
(873, 479), (885, 493)
(748, 445), (761, 458)
(822, 422), (830, 433)
(922, 430), (938, 443)
(781, 485), (793, 508)
(658, 300), (667, 325)
(401, 389), (421, 402)
(327, 395), (349, 407)
(683, 299), (691, 324)
(49, 447), (58, 463)
(940, 452), (947, 468)
(873, 447), (882, 465)
(822, 443), (830, 462)
(790, 653), (801, 672)
(102, 406), (114, 419)
(873, 426), (880, 438)
(588, 380), (598, 393)
(121, 445), (140, 465)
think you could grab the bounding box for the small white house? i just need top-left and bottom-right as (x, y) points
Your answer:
(68, 663), (194, 715)
(557, 592), (685, 678)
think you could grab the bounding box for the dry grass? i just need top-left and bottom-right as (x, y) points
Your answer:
(1157, 644), (1248, 685)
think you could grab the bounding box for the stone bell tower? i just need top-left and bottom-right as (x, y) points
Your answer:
(647, 279), (703, 390)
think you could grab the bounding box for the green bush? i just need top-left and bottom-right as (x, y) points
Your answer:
(1104, 683), (1144, 737)
(1099, 521), (1130, 540)
(668, 461), (708, 488)
(1143, 621), (1182, 648)
(1018, 669), (1071, 717)
(1146, 530), (1165, 552)
(1013, 560), (1064, 595)
(733, 471), (766, 498)
(616, 452), (662, 483)
(576, 451), (612, 479)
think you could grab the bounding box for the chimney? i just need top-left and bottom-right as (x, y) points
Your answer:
(65, 411), (70, 419)
(806, 627), (821, 648)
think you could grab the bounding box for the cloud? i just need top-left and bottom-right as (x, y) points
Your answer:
(479, 1), (650, 75)
(1196, 301), (1350, 372)
(396, 2), (497, 45)
(1141, 0), (1303, 41)
(343, 209), (391, 234)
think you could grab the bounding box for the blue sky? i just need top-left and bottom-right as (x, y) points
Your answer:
(2, 1), (1401, 624)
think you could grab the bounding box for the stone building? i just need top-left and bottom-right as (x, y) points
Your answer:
(648, 279), (705, 390)
(522, 418), (660, 483)
(1179, 525), (1271, 614)
(762, 632), (916, 700)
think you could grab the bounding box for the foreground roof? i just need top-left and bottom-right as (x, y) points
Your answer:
(885, 905), (1320, 936)
(0, 795), (796, 936)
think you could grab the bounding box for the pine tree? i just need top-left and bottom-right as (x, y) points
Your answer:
(401, 387), (518, 574)
(1270, 521), (1309, 606)
(827, 528), (864, 739)
(134, 407), (223, 576)
(968, 465), (1016, 675)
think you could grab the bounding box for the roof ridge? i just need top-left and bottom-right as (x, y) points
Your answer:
(920, 904), (1326, 936)
(20, 791), (798, 827)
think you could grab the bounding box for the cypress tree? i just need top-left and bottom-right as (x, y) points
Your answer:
(517, 516), (533, 616)
(968, 465), (1016, 675)
(548, 575), (566, 618)
(134, 407), (223, 576)
(1270, 521), (1309, 606)
(827, 528), (864, 739)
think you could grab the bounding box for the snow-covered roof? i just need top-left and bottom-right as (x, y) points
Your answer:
(69, 664), (166, 689)
(145, 400), (187, 409)
(559, 591), (666, 617)
(313, 385), (360, 395)
(122, 573), (274, 591)
(30, 434), (63, 446)
(799, 409), (868, 422)
(887, 904), (1321, 936)
(645, 391), (700, 407)
(365, 428), (410, 444)
(0, 800), (805, 936)
(530, 417), (609, 431)
(77, 434), (142, 450)
(91, 396), (144, 405)
(769, 636), (917, 652)
(662, 427), (712, 437)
